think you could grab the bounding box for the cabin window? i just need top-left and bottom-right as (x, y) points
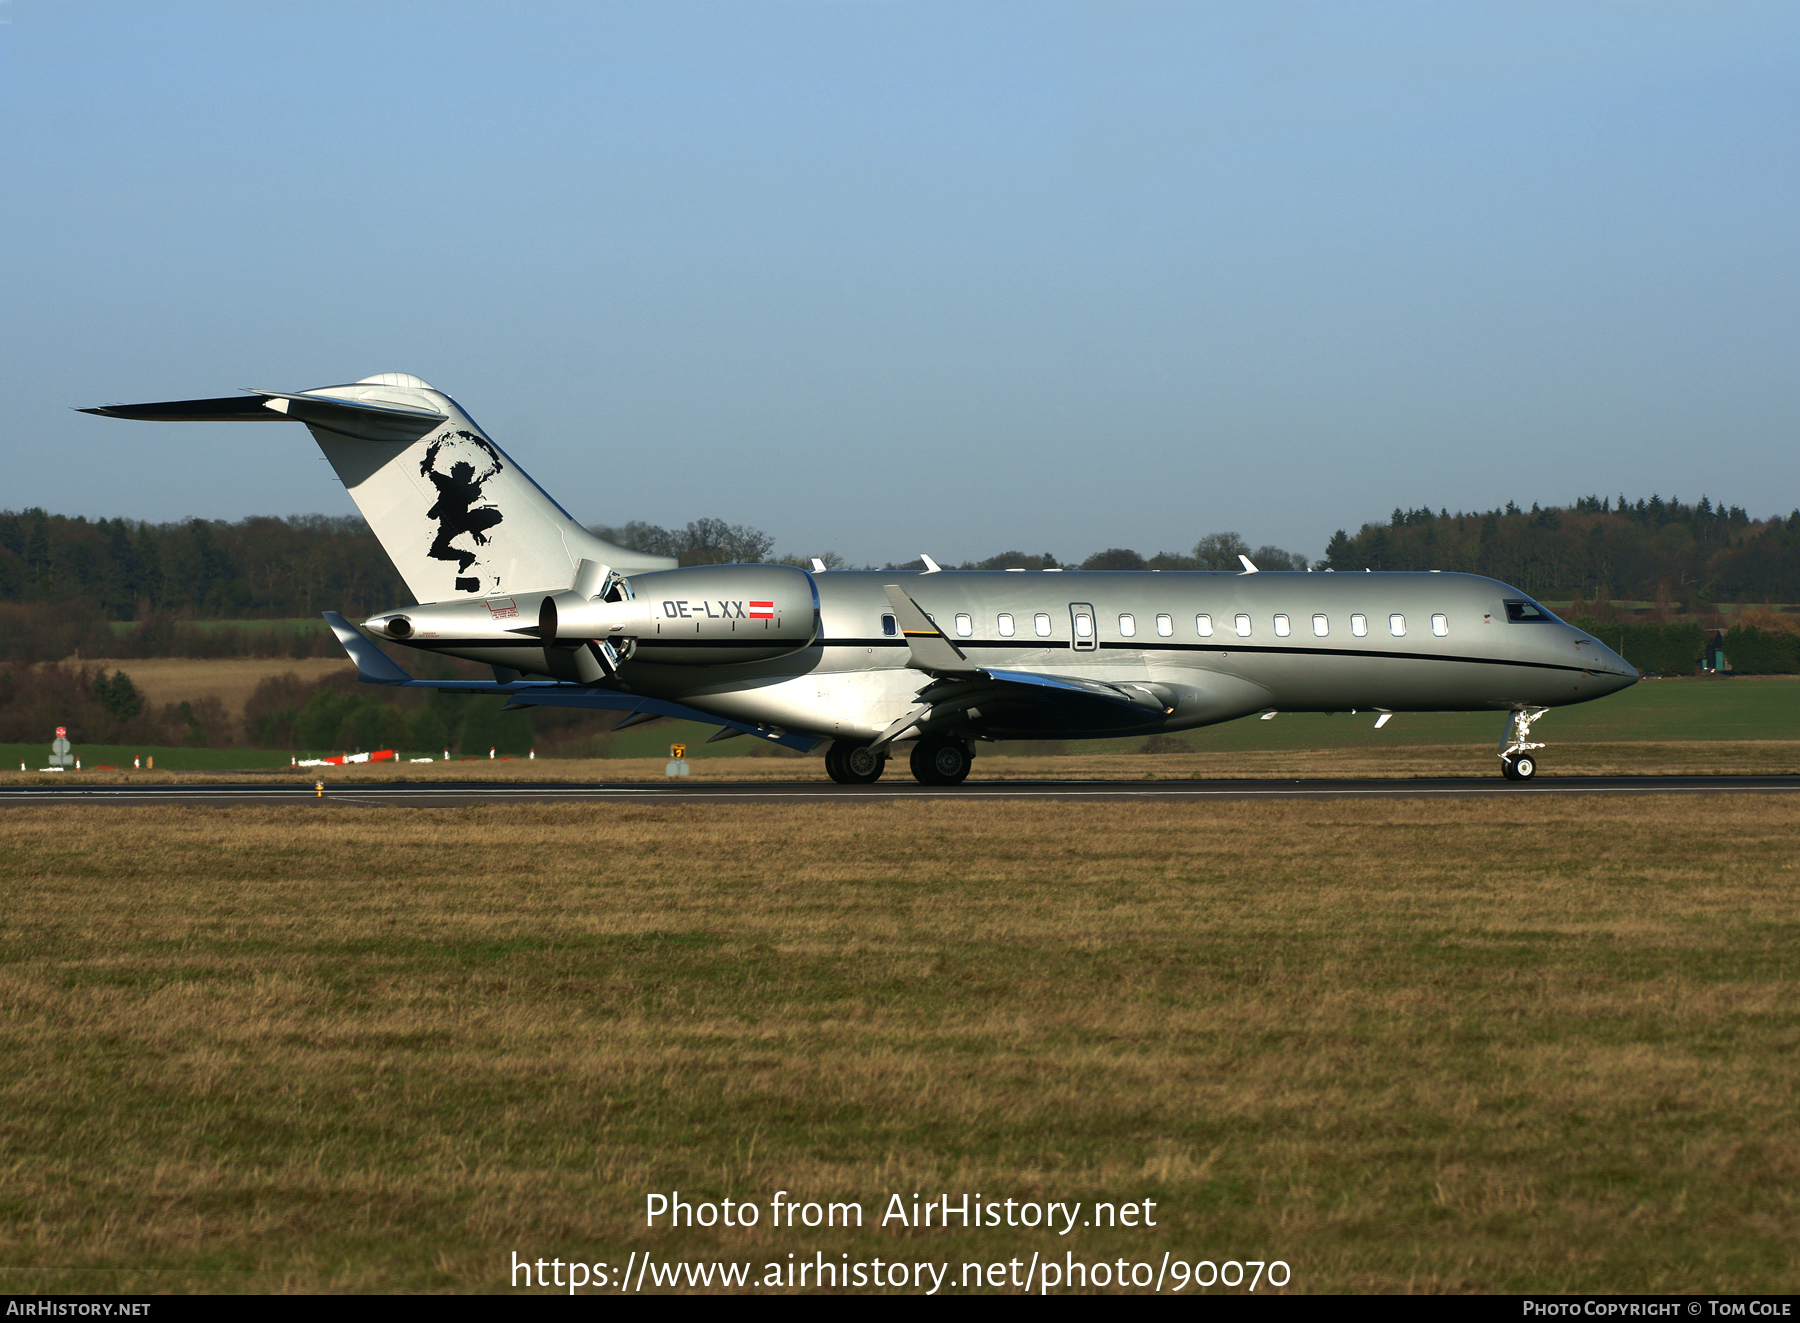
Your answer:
(1234, 613), (1252, 637)
(955, 613), (973, 637)
(1432, 613), (1448, 637)
(1034, 612), (1052, 637)
(1118, 613), (1136, 637)
(1196, 613), (1213, 637)
(1351, 613), (1368, 637)
(1074, 611), (1094, 639)
(998, 613), (1015, 637)
(881, 613), (897, 637)
(1156, 613), (1173, 637)
(1313, 613), (1328, 637)
(1273, 614), (1291, 638)
(1389, 614), (1406, 637)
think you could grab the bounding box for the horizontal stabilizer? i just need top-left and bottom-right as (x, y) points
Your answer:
(83, 390), (447, 443)
(253, 390), (447, 442)
(322, 611), (414, 684)
(79, 395), (289, 423)
(84, 372), (677, 599)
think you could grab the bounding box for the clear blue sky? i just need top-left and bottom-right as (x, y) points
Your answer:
(6, 2), (1796, 566)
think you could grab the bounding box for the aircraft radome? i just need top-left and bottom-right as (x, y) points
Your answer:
(84, 373), (1638, 784)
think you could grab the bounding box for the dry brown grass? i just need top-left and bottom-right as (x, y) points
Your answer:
(1, 797), (1796, 1293)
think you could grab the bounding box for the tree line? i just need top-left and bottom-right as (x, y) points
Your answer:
(1318, 495), (1799, 606)
(0, 509), (404, 621)
(4, 492), (1796, 647)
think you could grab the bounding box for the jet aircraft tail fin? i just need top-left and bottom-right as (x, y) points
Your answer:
(82, 372), (675, 603)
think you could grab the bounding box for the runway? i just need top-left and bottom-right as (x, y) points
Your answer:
(2, 775), (1796, 808)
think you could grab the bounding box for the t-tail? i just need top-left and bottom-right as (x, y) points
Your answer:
(81, 372), (674, 602)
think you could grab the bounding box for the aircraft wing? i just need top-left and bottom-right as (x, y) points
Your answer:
(867, 586), (1177, 746)
(979, 667), (1171, 714)
(868, 665), (1173, 750)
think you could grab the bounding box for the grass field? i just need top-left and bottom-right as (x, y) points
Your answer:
(1, 799), (1795, 1294)
(7, 674), (1798, 779)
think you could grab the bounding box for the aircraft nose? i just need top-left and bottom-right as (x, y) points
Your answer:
(1587, 640), (1638, 692)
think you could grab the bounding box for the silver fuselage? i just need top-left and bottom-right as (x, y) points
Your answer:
(547, 568), (1635, 743)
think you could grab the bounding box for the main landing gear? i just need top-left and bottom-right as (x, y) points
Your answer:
(909, 737), (973, 786)
(824, 740), (886, 785)
(826, 736), (973, 786)
(1499, 708), (1547, 781)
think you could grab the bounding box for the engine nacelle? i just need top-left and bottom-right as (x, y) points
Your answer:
(618, 564), (817, 665)
(365, 563), (817, 673)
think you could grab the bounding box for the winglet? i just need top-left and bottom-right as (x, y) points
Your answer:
(882, 585), (977, 675)
(322, 611), (413, 685)
(919, 554), (943, 574)
(1238, 555), (1259, 574)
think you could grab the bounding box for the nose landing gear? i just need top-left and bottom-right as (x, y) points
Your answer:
(1499, 708), (1547, 781)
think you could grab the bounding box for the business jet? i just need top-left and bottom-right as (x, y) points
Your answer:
(84, 373), (1637, 785)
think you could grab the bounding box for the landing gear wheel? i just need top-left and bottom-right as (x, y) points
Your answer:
(824, 743), (849, 784)
(910, 737), (972, 786)
(842, 743), (884, 784)
(1499, 709), (1547, 784)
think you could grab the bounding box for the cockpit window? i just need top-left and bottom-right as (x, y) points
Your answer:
(1503, 599), (1555, 623)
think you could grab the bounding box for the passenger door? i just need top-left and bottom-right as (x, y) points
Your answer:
(1070, 602), (1096, 652)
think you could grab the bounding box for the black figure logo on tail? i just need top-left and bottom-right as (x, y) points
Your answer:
(421, 430), (504, 590)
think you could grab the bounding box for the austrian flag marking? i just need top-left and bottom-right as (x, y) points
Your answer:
(749, 600), (775, 619)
